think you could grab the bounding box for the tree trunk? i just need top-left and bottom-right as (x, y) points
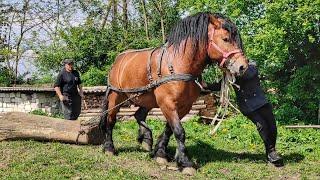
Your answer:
(100, 1), (112, 29)
(159, 1), (165, 43)
(122, 0), (128, 30)
(111, 0), (118, 26)
(0, 112), (105, 145)
(140, 0), (149, 40)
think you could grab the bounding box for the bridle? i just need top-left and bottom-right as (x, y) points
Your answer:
(208, 28), (243, 67)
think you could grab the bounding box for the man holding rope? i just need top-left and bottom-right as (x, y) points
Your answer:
(202, 61), (284, 167)
(54, 59), (84, 120)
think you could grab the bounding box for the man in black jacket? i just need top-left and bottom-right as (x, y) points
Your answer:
(203, 62), (284, 167)
(54, 59), (84, 120)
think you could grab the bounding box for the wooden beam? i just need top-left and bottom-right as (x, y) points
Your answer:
(285, 125), (320, 129)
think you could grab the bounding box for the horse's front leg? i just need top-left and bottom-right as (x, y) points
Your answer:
(162, 109), (196, 175)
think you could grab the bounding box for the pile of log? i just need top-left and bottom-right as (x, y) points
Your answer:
(79, 100), (207, 122)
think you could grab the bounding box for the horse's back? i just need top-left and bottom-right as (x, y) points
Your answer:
(109, 50), (152, 89)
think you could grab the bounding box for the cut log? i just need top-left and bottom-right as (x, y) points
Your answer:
(0, 112), (105, 145)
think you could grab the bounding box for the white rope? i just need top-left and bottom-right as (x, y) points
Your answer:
(209, 71), (238, 135)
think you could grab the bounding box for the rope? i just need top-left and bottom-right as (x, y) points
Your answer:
(209, 71), (239, 135)
(76, 93), (143, 144)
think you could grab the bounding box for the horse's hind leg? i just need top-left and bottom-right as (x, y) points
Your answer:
(151, 122), (173, 164)
(134, 107), (153, 152)
(100, 91), (124, 155)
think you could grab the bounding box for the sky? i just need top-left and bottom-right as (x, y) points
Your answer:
(2, 0), (87, 78)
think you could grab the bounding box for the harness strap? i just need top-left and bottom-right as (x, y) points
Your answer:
(147, 48), (157, 82)
(109, 73), (197, 93)
(157, 46), (166, 77)
(167, 51), (175, 74)
(209, 28), (242, 67)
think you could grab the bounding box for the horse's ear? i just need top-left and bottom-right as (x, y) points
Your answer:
(209, 15), (221, 29)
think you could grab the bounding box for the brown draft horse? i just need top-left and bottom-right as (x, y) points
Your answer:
(99, 12), (248, 173)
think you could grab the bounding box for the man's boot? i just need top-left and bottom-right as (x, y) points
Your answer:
(267, 150), (284, 167)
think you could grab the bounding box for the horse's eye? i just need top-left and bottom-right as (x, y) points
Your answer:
(223, 38), (229, 42)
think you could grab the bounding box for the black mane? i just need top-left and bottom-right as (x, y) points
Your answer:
(166, 12), (243, 54)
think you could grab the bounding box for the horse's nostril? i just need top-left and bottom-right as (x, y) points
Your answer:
(239, 65), (244, 71)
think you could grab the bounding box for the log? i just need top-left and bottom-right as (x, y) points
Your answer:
(0, 112), (105, 145)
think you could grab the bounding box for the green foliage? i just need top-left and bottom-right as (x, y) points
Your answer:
(0, 65), (13, 86)
(81, 66), (108, 86)
(30, 109), (49, 116)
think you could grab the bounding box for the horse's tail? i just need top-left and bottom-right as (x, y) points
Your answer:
(99, 86), (111, 133)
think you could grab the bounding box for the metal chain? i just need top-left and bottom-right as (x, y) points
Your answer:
(79, 93), (143, 128)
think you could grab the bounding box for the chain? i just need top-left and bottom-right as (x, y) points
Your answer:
(76, 93), (143, 144)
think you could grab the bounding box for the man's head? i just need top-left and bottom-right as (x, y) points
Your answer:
(63, 59), (74, 72)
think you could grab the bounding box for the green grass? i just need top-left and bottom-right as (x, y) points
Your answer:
(0, 115), (319, 179)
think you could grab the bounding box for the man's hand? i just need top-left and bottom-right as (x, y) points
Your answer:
(59, 95), (64, 101)
(79, 92), (84, 98)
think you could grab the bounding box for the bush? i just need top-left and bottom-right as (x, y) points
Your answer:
(30, 109), (48, 116)
(81, 66), (109, 86)
(0, 66), (13, 86)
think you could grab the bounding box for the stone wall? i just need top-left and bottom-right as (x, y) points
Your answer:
(0, 91), (59, 114)
(0, 86), (107, 115)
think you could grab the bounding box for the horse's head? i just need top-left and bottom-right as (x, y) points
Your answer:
(207, 14), (248, 76)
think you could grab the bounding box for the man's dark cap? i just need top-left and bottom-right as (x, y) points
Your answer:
(63, 59), (74, 64)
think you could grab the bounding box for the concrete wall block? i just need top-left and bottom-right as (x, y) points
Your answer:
(4, 97), (10, 103)
(16, 92), (21, 98)
(18, 104), (25, 110)
(0, 108), (4, 112)
(9, 93), (15, 97)
(31, 93), (37, 99)
(5, 93), (10, 97)
(25, 105), (31, 111)
(21, 93), (27, 100)
(6, 103), (14, 108)
(31, 103), (38, 109)
(0, 102), (2, 108)
(15, 97), (22, 103)
(0, 93), (5, 97)
(10, 97), (15, 103)
(6, 107), (13, 112)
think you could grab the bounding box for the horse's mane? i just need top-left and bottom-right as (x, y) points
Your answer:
(166, 12), (243, 54)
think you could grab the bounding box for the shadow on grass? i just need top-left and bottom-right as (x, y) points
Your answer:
(116, 145), (150, 154)
(184, 140), (305, 166)
(113, 140), (305, 167)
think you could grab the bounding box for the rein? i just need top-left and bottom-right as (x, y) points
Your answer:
(208, 28), (242, 67)
(209, 71), (240, 135)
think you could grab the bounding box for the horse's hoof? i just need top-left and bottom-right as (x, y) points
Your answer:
(141, 141), (152, 152)
(104, 150), (115, 156)
(182, 167), (196, 176)
(155, 157), (168, 165)
(102, 148), (116, 156)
